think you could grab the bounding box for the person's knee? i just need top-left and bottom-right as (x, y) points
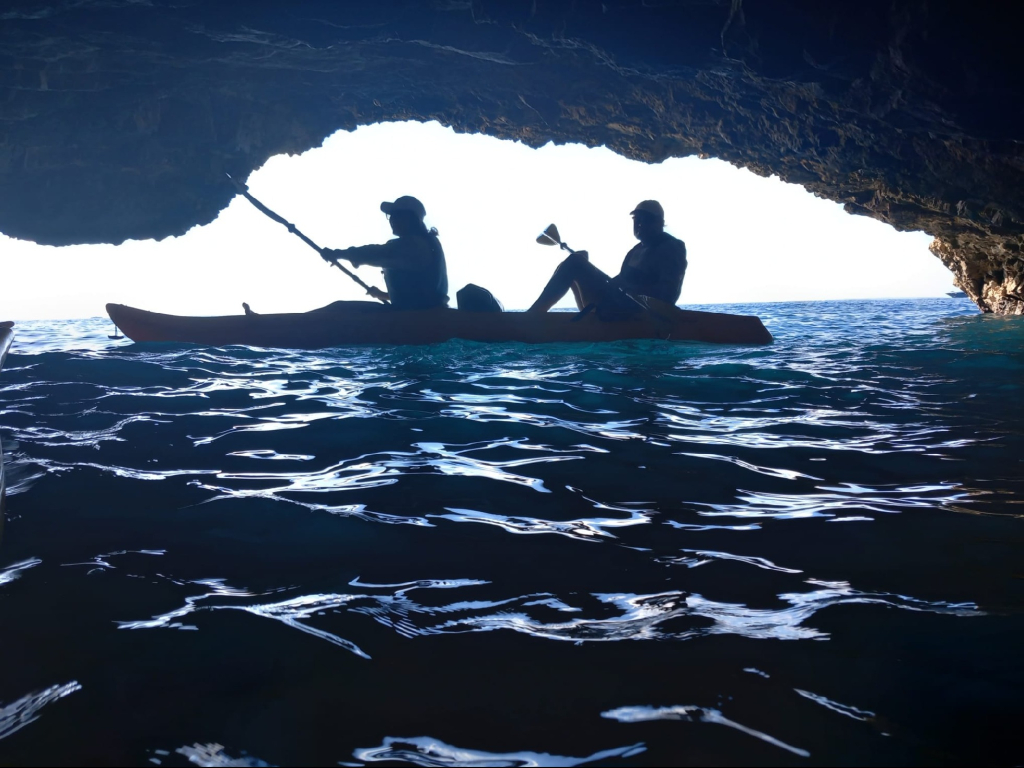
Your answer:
(555, 250), (589, 277)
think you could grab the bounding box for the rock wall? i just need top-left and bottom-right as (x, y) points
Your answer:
(1, 0), (1022, 312)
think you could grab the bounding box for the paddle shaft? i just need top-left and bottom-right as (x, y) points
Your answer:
(226, 174), (388, 304)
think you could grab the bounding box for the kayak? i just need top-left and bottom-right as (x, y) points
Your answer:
(106, 300), (773, 347)
(1, 321), (13, 528)
(107, 301), (773, 347)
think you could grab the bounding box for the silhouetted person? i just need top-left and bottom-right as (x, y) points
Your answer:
(528, 200), (686, 315)
(323, 196), (449, 310)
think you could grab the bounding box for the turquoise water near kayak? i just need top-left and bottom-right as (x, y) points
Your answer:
(0, 298), (1021, 765)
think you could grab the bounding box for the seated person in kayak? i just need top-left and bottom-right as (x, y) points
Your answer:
(323, 196), (449, 310)
(527, 200), (686, 315)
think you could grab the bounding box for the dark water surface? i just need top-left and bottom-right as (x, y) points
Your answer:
(0, 298), (1021, 766)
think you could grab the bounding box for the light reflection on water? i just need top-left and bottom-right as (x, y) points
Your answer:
(0, 299), (1022, 765)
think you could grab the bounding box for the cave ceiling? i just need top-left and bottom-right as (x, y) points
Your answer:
(1, 0), (1022, 312)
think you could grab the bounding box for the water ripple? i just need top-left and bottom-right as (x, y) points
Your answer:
(0, 557), (41, 586)
(662, 549), (802, 573)
(197, 440), (584, 501)
(114, 573), (981, 652)
(794, 689), (876, 722)
(684, 483), (969, 521)
(433, 507), (651, 541)
(175, 743), (271, 767)
(0, 682), (81, 741)
(601, 705), (809, 758)
(354, 736), (646, 766)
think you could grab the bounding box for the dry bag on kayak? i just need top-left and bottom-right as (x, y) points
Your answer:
(456, 284), (503, 313)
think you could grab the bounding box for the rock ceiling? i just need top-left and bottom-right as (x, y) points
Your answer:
(1, 0), (1022, 312)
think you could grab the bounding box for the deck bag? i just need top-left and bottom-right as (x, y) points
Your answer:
(456, 284), (504, 313)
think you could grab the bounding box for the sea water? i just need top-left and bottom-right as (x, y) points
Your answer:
(0, 298), (1021, 765)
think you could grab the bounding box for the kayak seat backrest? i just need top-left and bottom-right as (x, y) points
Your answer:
(456, 284), (503, 313)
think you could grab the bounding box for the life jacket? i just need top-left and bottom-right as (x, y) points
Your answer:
(383, 232), (449, 310)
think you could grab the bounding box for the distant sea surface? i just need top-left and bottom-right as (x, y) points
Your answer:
(1, 298), (1021, 766)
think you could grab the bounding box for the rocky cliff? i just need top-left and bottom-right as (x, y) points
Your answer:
(1, 0), (1022, 312)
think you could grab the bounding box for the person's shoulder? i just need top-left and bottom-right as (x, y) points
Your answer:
(660, 231), (686, 254)
(388, 235), (424, 250)
(397, 232), (440, 258)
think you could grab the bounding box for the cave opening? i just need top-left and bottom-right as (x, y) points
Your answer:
(3, 121), (953, 320)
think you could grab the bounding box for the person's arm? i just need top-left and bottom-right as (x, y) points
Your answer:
(323, 239), (411, 270)
(611, 246), (638, 288)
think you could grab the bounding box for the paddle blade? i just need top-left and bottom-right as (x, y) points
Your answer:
(536, 224), (561, 246)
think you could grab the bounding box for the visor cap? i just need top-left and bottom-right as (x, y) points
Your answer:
(381, 196), (427, 219)
(630, 200), (665, 221)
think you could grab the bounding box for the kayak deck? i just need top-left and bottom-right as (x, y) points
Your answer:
(106, 301), (773, 348)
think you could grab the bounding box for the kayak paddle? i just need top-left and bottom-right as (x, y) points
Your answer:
(225, 173), (389, 304)
(536, 224), (577, 254)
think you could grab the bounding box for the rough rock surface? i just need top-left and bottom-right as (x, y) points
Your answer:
(1, 0), (1022, 312)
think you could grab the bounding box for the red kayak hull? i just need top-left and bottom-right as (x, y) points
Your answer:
(106, 302), (773, 347)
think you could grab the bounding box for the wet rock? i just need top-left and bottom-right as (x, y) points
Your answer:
(1, 0), (1022, 312)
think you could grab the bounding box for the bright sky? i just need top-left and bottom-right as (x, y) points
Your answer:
(1, 120), (954, 320)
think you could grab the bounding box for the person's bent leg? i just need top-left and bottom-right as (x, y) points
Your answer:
(569, 281), (586, 311)
(572, 263), (617, 309)
(528, 253), (612, 313)
(528, 252), (588, 313)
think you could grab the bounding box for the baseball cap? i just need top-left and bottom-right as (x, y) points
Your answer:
(630, 200), (664, 220)
(380, 196), (427, 219)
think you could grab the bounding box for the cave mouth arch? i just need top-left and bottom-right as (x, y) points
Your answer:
(3, 121), (950, 320)
(1, 1), (1021, 312)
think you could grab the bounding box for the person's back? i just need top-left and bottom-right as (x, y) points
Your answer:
(378, 229), (448, 310)
(617, 228), (686, 305)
